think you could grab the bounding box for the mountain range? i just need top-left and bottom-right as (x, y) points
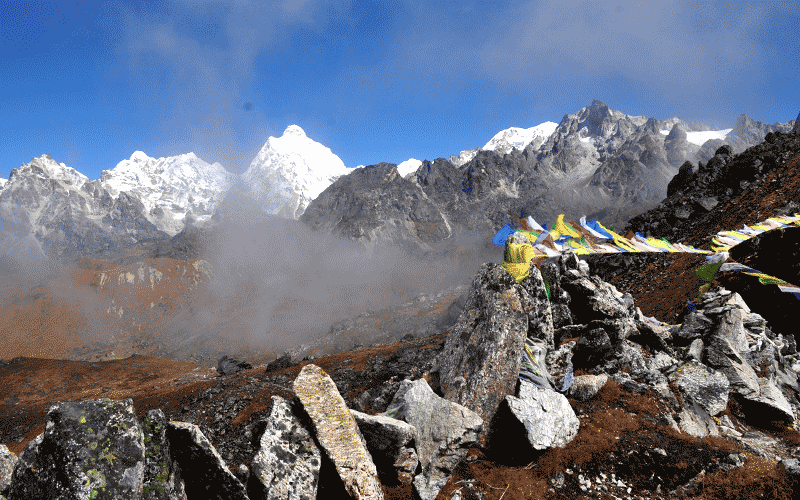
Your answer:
(0, 101), (795, 269)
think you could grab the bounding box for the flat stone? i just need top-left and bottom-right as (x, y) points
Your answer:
(293, 363), (383, 500)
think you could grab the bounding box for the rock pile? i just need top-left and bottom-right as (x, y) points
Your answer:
(2, 252), (800, 499)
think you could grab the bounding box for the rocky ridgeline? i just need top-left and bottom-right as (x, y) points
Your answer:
(2, 253), (800, 499)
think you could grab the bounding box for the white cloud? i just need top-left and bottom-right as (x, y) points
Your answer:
(477, 0), (775, 94)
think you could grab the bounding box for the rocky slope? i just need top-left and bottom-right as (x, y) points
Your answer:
(2, 245), (800, 500)
(0, 154), (169, 263)
(625, 129), (800, 246)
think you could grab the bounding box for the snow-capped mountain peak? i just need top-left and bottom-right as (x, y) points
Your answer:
(483, 122), (559, 154)
(242, 125), (350, 219)
(100, 150), (235, 235)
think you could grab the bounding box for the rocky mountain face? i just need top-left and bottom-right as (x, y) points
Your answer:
(625, 128), (800, 244)
(242, 125), (352, 220)
(305, 100), (798, 254)
(0, 154), (169, 263)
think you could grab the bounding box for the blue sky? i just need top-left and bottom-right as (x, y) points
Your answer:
(1, 0), (798, 181)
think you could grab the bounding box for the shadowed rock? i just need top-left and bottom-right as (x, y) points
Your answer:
(141, 409), (186, 500)
(351, 409), (418, 486)
(166, 421), (249, 500)
(217, 355), (253, 376)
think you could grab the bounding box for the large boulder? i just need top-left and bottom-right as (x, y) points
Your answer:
(9, 398), (146, 500)
(433, 263), (529, 442)
(351, 410), (419, 486)
(384, 378), (482, 500)
(490, 381), (579, 461)
(292, 363), (383, 500)
(166, 422), (249, 500)
(705, 335), (760, 398)
(250, 395), (322, 500)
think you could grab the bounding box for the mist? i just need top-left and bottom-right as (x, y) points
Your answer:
(183, 182), (502, 355)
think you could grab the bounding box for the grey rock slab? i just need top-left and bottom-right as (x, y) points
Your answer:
(8, 398), (146, 500)
(713, 308), (750, 353)
(704, 336), (760, 397)
(293, 363), (383, 500)
(434, 263), (529, 442)
(166, 421), (249, 500)
(675, 401), (720, 438)
(385, 378), (482, 500)
(352, 409), (418, 485)
(250, 395), (321, 500)
(670, 361), (730, 416)
(0, 444), (16, 493)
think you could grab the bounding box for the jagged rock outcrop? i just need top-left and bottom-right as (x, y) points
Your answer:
(216, 355), (252, 376)
(292, 363), (384, 500)
(249, 396), (321, 500)
(383, 378), (482, 500)
(300, 162), (452, 253)
(431, 262), (530, 437)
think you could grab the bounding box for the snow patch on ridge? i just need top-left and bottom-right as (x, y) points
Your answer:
(397, 158), (422, 177)
(483, 122), (559, 153)
(659, 128), (733, 146)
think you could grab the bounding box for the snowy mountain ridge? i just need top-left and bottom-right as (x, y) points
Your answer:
(100, 151), (236, 235)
